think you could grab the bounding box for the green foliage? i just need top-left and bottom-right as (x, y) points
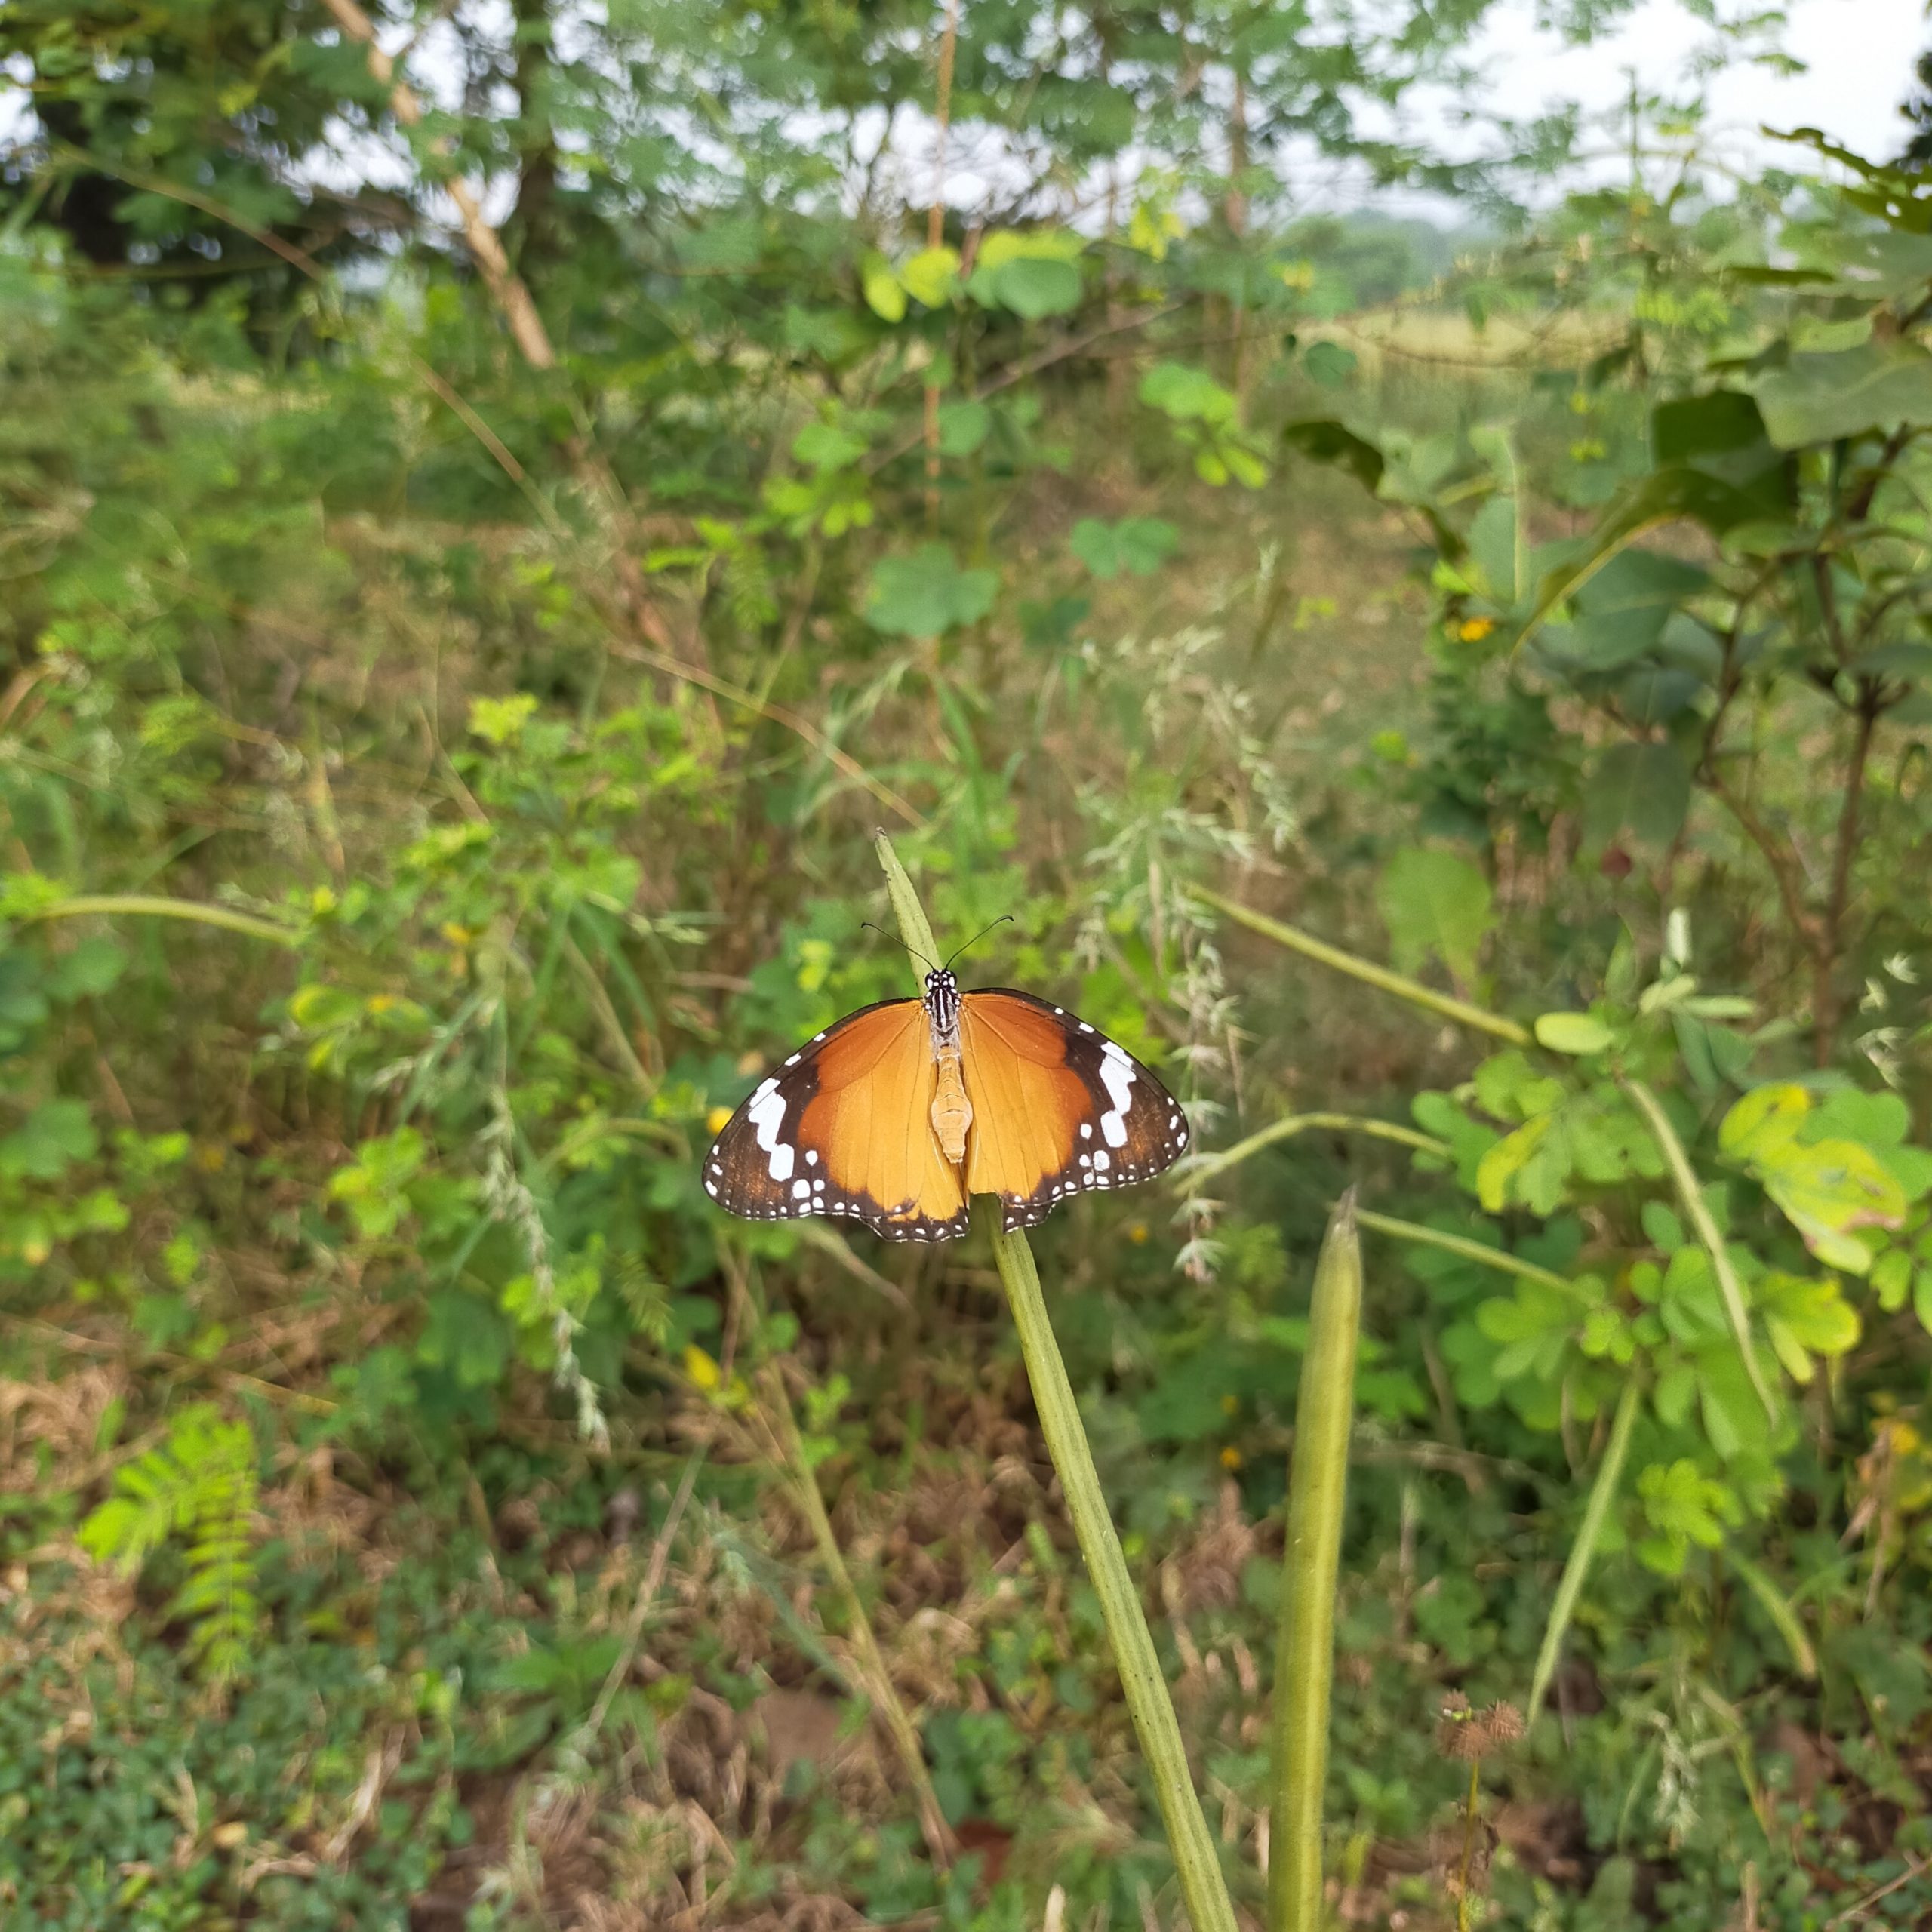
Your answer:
(4, 8), (1932, 1928)
(79, 1405), (262, 1681)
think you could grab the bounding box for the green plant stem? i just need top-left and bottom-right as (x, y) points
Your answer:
(875, 832), (1237, 1932)
(17, 895), (301, 946)
(1724, 1548), (1817, 1680)
(1181, 1112), (1448, 1188)
(1527, 1372), (1642, 1723)
(1270, 1193), (1363, 1932)
(1620, 1077), (1777, 1423)
(760, 1363), (958, 1869)
(1457, 1759), (1481, 1932)
(1192, 886), (1530, 1045)
(1355, 1208), (1574, 1292)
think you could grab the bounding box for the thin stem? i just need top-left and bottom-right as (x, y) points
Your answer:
(875, 833), (1237, 1932)
(1814, 694), (1879, 1067)
(318, 0), (557, 368)
(1181, 1112), (1448, 1189)
(760, 1361), (958, 1869)
(1723, 1548), (1817, 1680)
(1269, 1195), (1363, 1932)
(992, 1226), (1238, 1932)
(924, 0), (962, 534)
(1192, 888), (1530, 1046)
(17, 896), (301, 946)
(1355, 1208), (1578, 1292)
(1527, 1373), (1641, 1722)
(1457, 1759), (1481, 1932)
(1620, 1078), (1777, 1423)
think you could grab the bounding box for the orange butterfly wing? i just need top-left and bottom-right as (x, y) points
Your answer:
(960, 991), (1189, 1232)
(703, 998), (969, 1241)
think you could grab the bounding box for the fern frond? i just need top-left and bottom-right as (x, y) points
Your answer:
(79, 1401), (263, 1682)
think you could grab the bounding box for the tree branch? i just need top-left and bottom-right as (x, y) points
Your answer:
(318, 0), (557, 370)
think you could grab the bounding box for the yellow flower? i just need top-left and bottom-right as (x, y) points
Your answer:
(1457, 615), (1497, 643)
(195, 1143), (227, 1174)
(1219, 1444), (1244, 1471)
(684, 1346), (721, 1392)
(366, 993), (397, 1016)
(1128, 1220), (1149, 1244)
(706, 1105), (733, 1136)
(440, 922), (472, 947)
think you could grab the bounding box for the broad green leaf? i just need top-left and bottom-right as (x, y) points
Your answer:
(1720, 1084), (1809, 1161)
(936, 400), (989, 457)
(1472, 1050), (1564, 1124)
(986, 256), (1082, 318)
(1476, 1112), (1571, 1215)
(1755, 343), (1932, 450)
(0, 1098), (98, 1180)
(900, 245), (960, 307)
(1139, 361), (1236, 426)
(1302, 340), (1357, 388)
(864, 543), (996, 638)
(1581, 741), (1690, 852)
(1377, 845), (1492, 983)
(792, 420), (868, 470)
(1534, 1011), (1612, 1055)
(468, 693), (537, 744)
(1759, 1272), (1860, 1383)
(1069, 516), (1179, 580)
(860, 254), (906, 322)
(1759, 1137), (1906, 1272)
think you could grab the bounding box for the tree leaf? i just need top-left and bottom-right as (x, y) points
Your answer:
(1754, 343), (1932, 450)
(1377, 845), (1493, 983)
(864, 543), (997, 637)
(1534, 1011), (1613, 1055)
(1581, 742), (1690, 851)
(860, 254), (906, 323)
(987, 257), (1082, 318)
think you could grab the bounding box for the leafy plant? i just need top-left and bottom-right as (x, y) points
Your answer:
(79, 1404), (263, 1682)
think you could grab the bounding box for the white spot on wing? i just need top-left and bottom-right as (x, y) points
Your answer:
(748, 1078), (795, 1183)
(1097, 1041), (1135, 1149)
(792, 1178), (811, 1201)
(1093, 1149), (1110, 1174)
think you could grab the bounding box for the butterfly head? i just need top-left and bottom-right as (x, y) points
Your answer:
(922, 967), (961, 1035)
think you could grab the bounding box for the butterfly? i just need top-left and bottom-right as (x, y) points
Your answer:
(703, 967), (1189, 1241)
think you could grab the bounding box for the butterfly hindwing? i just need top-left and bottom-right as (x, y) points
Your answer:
(960, 989), (1189, 1233)
(703, 998), (970, 1241)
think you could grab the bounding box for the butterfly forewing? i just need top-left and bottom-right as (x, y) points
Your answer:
(960, 990), (1189, 1233)
(703, 998), (970, 1241)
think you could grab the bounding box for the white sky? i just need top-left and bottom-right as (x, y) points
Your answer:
(1462, 0), (1926, 171)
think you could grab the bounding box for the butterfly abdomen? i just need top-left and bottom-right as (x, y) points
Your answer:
(922, 968), (973, 1165)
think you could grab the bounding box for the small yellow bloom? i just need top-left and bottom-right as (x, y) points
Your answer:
(1457, 616), (1497, 643)
(706, 1105), (733, 1137)
(440, 922), (472, 947)
(1128, 1220), (1149, 1244)
(683, 1345), (721, 1392)
(1219, 1444), (1244, 1471)
(195, 1143), (227, 1174)
(366, 993), (398, 1016)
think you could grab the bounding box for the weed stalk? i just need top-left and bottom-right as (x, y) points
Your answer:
(876, 832), (1238, 1932)
(1269, 1193), (1363, 1932)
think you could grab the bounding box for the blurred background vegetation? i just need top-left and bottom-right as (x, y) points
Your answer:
(5, 2), (1932, 1927)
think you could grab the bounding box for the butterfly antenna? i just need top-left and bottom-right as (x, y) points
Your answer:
(944, 915), (1015, 972)
(860, 921), (938, 974)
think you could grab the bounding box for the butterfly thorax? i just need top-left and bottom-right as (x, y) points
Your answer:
(924, 969), (973, 1166)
